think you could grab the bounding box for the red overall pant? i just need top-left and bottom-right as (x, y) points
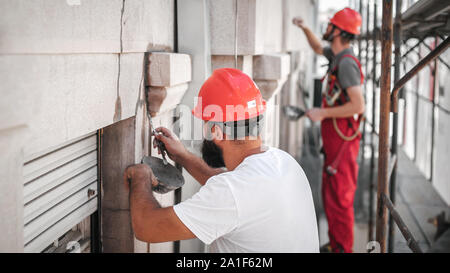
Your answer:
(321, 117), (360, 253)
(320, 54), (363, 253)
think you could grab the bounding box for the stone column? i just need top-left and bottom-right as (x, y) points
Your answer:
(146, 52), (191, 253)
(279, 51), (305, 156)
(253, 53), (290, 147)
(211, 55), (253, 76)
(100, 52), (191, 253)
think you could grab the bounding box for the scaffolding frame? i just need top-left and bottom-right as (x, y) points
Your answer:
(360, 0), (450, 253)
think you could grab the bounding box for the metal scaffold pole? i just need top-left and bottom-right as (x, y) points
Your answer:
(359, 0), (365, 161)
(365, 0), (450, 254)
(376, 0), (393, 253)
(364, 0), (370, 111)
(358, 0), (362, 63)
(390, 37), (450, 112)
(356, 0), (367, 218)
(388, 0), (402, 253)
(367, 0), (376, 244)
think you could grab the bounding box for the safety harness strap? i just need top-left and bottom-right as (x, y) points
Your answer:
(329, 54), (365, 142)
(331, 54), (364, 85)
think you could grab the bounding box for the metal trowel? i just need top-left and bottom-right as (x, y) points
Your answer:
(282, 105), (306, 121)
(143, 111), (184, 193)
(141, 156), (185, 194)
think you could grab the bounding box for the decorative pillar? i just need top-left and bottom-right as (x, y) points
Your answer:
(253, 53), (290, 148)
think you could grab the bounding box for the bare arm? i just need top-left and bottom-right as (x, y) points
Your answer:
(307, 85), (365, 121)
(154, 127), (224, 185)
(292, 17), (323, 55)
(125, 164), (196, 243)
(322, 85), (365, 118)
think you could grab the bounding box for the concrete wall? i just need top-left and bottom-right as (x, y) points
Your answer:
(0, 0), (176, 252)
(208, 0), (283, 55)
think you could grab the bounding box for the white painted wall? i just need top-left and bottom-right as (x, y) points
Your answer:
(432, 50), (450, 205)
(434, 109), (450, 205)
(400, 40), (450, 205)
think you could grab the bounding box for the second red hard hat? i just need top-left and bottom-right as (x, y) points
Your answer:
(330, 7), (362, 35)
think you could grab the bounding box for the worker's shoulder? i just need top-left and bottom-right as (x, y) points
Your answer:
(243, 147), (303, 175)
(264, 146), (298, 162)
(268, 147), (308, 176)
(338, 54), (360, 68)
(212, 147), (299, 180)
(205, 169), (245, 188)
(202, 173), (236, 196)
(337, 50), (361, 69)
(237, 146), (295, 166)
(205, 172), (232, 184)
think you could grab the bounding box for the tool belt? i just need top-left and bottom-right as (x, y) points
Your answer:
(322, 54), (365, 175)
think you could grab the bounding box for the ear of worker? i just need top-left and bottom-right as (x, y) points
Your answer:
(145, 52), (292, 118)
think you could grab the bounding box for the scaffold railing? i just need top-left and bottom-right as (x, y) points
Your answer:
(357, 0), (450, 253)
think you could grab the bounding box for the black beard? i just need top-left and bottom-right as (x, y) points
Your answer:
(201, 140), (226, 168)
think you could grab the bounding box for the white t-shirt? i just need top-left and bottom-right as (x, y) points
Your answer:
(173, 147), (319, 253)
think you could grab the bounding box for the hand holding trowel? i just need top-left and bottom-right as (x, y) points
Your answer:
(141, 112), (184, 194)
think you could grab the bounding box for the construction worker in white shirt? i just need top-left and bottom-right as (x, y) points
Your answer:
(124, 68), (319, 252)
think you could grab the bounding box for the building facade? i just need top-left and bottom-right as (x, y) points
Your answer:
(0, 0), (318, 253)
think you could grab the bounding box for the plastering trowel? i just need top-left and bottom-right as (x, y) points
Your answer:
(282, 105), (306, 121)
(142, 111), (184, 194)
(141, 156), (184, 194)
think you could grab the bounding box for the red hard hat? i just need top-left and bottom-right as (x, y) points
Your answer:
(192, 68), (266, 122)
(330, 8), (362, 35)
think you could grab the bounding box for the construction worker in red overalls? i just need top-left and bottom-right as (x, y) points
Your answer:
(293, 8), (364, 253)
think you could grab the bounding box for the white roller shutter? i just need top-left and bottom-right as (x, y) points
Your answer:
(23, 132), (99, 253)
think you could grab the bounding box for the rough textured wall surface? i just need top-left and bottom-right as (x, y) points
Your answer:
(0, 0), (174, 157)
(0, 0), (175, 252)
